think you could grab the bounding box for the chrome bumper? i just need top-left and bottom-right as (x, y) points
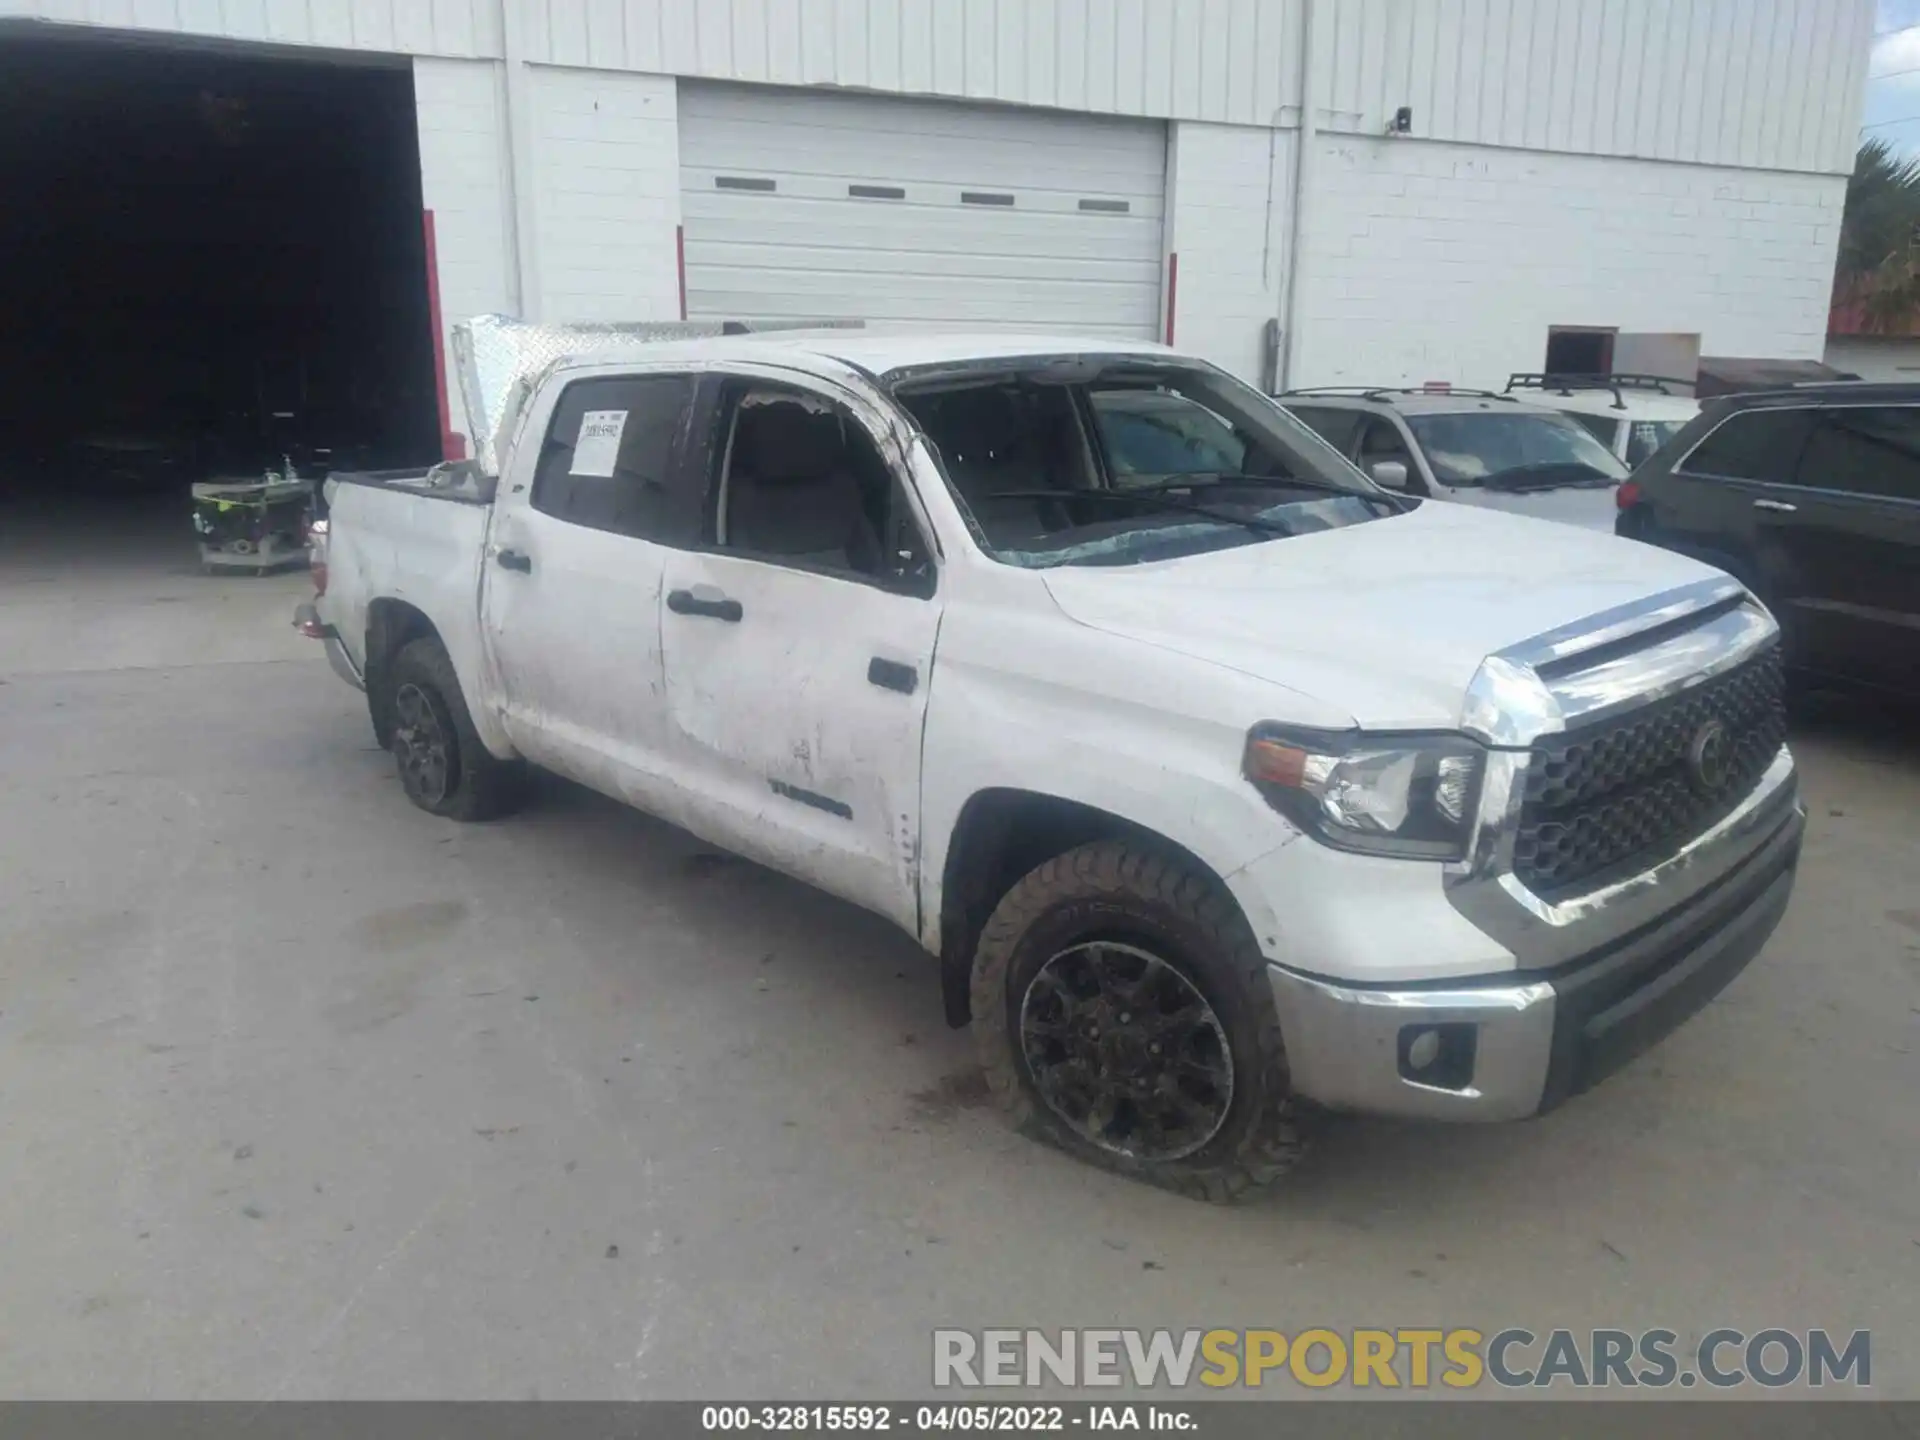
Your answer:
(1268, 969), (1556, 1121)
(293, 602), (364, 692)
(1270, 755), (1804, 1121)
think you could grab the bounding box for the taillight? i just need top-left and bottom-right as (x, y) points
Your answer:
(308, 517), (330, 596)
(1615, 479), (1642, 510)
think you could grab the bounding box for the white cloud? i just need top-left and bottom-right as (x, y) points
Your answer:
(1872, 26), (1920, 80)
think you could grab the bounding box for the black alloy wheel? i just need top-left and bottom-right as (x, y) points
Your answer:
(391, 680), (453, 808)
(1018, 939), (1234, 1162)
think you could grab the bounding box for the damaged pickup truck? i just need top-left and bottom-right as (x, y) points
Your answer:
(298, 317), (1804, 1201)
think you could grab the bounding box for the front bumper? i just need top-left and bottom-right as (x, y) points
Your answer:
(293, 602), (365, 692)
(1267, 771), (1804, 1121)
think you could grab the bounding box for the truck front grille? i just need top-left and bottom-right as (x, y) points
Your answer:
(1512, 645), (1785, 897)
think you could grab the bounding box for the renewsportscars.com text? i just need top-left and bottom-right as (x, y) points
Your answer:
(933, 1327), (1871, 1391)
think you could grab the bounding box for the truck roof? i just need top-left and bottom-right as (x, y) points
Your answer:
(453, 313), (1180, 474)
(550, 329), (1176, 380)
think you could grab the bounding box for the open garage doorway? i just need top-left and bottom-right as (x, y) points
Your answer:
(0, 28), (440, 581)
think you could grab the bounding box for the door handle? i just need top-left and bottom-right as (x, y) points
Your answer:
(868, 657), (918, 694)
(1752, 498), (1798, 514)
(494, 547), (533, 573)
(667, 587), (743, 622)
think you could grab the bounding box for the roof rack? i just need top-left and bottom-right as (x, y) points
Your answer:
(1504, 372), (1695, 409)
(1280, 384), (1517, 403)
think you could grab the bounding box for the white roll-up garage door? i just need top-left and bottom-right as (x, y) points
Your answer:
(679, 84), (1166, 338)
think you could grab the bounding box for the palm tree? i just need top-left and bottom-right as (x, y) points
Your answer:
(1836, 139), (1920, 331)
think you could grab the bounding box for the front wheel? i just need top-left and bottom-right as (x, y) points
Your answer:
(384, 637), (524, 821)
(970, 840), (1306, 1202)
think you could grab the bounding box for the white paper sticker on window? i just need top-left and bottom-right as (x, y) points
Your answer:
(570, 410), (628, 476)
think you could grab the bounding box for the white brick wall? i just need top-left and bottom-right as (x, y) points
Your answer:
(1164, 122), (1294, 382)
(413, 56), (515, 446)
(1296, 136), (1846, 389)
(528, 67), (681, 324)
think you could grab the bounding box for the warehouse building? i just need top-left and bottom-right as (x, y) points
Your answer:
(0, 0), (1873, 482)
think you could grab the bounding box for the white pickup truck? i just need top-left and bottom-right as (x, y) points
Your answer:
(298, 318), (1805, 1201)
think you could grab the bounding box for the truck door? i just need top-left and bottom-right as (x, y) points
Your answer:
(658, 374), (942, 933)
(480, 370), (701, 816)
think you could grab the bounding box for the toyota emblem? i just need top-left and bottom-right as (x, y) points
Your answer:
(1687, 719), (1732, 794)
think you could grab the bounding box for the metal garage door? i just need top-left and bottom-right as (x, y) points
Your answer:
(679, 84), (1166, 337)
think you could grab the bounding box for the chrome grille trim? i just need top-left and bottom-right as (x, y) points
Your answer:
(1447, 577), (1802, 966)
(1461, 575), (1772, 748)
(1513, 646), (1787, 896)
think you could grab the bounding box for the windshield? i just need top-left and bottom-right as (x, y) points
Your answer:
(894, 362), (1392, 568)
(1406, 411), (1629, 487)
(1090, 389), (1247, 482)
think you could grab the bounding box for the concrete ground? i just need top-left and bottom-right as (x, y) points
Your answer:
(1, 495), (1916, 1400)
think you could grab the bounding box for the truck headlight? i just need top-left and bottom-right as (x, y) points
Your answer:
(1243, 725), (1485, 860)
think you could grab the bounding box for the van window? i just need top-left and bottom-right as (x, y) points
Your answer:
(1626, 420), (1687, 467)
(1680, 408), (1815, 485)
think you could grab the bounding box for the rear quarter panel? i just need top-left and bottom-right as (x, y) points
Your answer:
(319, 483), (512, 757)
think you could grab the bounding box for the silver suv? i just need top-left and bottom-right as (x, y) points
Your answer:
(1281, 386), (1629, 532)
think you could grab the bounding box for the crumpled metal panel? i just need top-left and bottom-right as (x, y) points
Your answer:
(452, 314), (862, 475)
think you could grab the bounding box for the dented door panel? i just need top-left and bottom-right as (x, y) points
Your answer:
(659, 552), (939, 932)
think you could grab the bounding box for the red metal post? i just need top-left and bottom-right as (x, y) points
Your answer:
(421, 209), (462, 461)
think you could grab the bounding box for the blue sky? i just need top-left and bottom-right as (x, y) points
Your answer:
(1864, 0), (1920, 153)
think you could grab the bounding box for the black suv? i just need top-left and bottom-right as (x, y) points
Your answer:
(1617, 383), (1920, 700)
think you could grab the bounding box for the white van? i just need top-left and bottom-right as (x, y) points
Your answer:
(1504, 373), (1700, 468)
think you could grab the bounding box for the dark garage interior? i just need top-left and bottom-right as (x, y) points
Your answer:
(0, 30), (441, 558)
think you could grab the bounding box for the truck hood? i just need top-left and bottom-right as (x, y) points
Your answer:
(1039, 501), (1719, 731)
(1442, 484), (1620, 533)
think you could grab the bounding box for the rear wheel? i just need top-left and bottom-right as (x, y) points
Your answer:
(385, 637), (524, 821)
(970, 839), (1306, 1202)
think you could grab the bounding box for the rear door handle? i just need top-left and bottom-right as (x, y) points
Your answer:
(1752, 498), (1798, 514)
(494, 547), (533, 573)
(868, 657), (918, 694)
(667, 587), (743, 622)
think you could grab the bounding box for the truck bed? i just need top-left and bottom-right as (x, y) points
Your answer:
(328, 463), (497, 507)
(318, 467), (495, 734)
